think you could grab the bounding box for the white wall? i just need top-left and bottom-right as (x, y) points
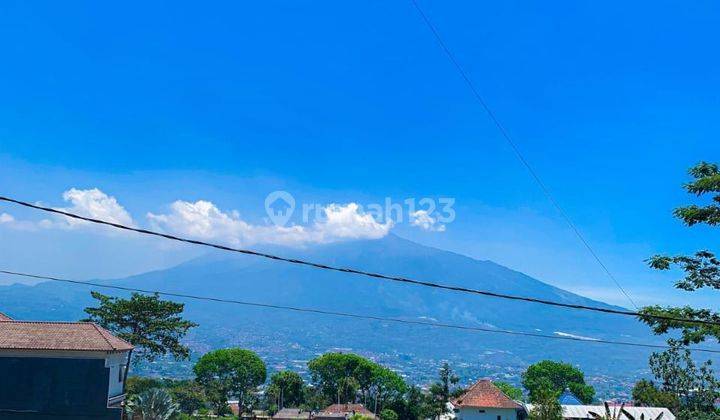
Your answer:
(105, 352), (130, 399)
(456, 407), (518, 420)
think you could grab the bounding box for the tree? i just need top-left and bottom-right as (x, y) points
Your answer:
(529, 386), (562, 420)
(638, 162), (720, 343)
(637, 162), (720, 415)
(169, 380), (208, 415)
(300, 385), (328, 412)
(126, 376), (166, 396)
(631, 379), (678, 411)
(380, 408), (399, 420)
(494, 381), (523, 401)
(193, 348), (267, 415)
(83, 291), (197, 363)
(648, 340), (718, 413)
(309, 353), (363, 403)
(427, 362), (459, 420)
(370, 365), (407, 413)
(522, 360), (595, 404)
(267, 370), (305, 409)
(393, 386), (433, 420)
(125, 388), (180, 420)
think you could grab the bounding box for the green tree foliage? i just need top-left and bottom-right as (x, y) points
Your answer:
(648, 340), (718, 414)
(637, 162), (720, 416)
(631, 379), (679, 411)
(307, 352), (407, 410)
(393, 386), (433, 420)
(493, 381), (523, 401)
(300, 385), (328, 412)
(673, 161), (720, 226)
(194, 348), (267, 415)
(639, 162), (720, 344)
(676, 410), (720, 420)
(371, 365), (408, 413)
(349, 415), (374, 420)
(529, 387), (562, 420)
(427, 362), (459, 420)
(308, 353), (370, 403)
(83, 291), (197, 363)
(125, 377), (209, 415)
(380, 408), (399, 420)
(126, 376), (166, 396)
(267, 370), (305, 409)
(168, 380), (208, 415)
(522, 360), (595, 404)
(125, 388), (180, 420)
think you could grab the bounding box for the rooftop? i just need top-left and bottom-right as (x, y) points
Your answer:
(0, 318), (133, 352)
(558, 388), (583, 405)
(273, 408), (312, 419)
(452, 379), (522, 410)
(318, 404), (376, 418)
(524, 404), (675, 420)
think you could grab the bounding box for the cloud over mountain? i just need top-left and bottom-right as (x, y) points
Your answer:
(147, 200), (392, 247)
(3, 188), (394, 246)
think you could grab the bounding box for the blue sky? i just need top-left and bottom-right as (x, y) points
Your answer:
(1, 1), (719, 308)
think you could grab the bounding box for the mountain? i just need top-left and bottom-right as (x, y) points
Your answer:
(0, 234), (672, 395)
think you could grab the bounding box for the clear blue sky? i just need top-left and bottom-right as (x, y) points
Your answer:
(0, 1), (718, 308)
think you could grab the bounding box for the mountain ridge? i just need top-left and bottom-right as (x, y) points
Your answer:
(0, 234), (664, 388)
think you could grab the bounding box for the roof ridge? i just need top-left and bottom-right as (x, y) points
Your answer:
(91, 323), (117, 350)
(91, 323), (133, 351)
(0, 320), (96, 325)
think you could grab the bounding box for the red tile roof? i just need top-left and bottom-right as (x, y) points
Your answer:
(0, 320), (133, 352)
(453, 380), (522, 409)
(320, 404), (376, 417)
(0, 312), (12, 321)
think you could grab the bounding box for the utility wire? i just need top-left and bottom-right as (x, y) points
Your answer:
(408, 0), (639, 310)
(1, 269), (718, 354)
(0, 195), (715, 328)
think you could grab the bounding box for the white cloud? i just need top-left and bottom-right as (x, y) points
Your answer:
(45, 188), (136, 229)
(147, 200), (392, 247)
(553, 331), (599, 341)
(6, 188), (392, 246)
(0, 212), (39, 231)
(314, 203), (392, 241)
(410, 210), (446, 232)
(0, 213), (14, 224)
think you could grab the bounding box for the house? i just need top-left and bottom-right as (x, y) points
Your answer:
(452, 380), (527, 420)
(523, 404), (675, 420)
(273, 408), (313, 420)
(558, 389), (583, 405)
(0, 312), (133, 420)
(315, 403), (378, 420)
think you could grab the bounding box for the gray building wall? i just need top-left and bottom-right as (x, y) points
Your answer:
(0, 356), (122, 420)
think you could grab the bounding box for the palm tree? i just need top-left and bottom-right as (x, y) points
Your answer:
(588, 402), (625, 420)
(125, 388), (180, 420)
(619, 410), (664, 420)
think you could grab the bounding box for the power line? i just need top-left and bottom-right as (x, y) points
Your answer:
(1, 269), (717, 354)
(408, 0), (639, 310)
(0, 195), (715, 328)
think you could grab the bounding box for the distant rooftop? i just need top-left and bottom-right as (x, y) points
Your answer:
(0, 317), (133, 352)
(452, 379), (522, 410)
(273, 408), (312, 420)
(558, 388), (583, 405)
(524, 404), (675, 420)
(317, 404), (376, 419)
